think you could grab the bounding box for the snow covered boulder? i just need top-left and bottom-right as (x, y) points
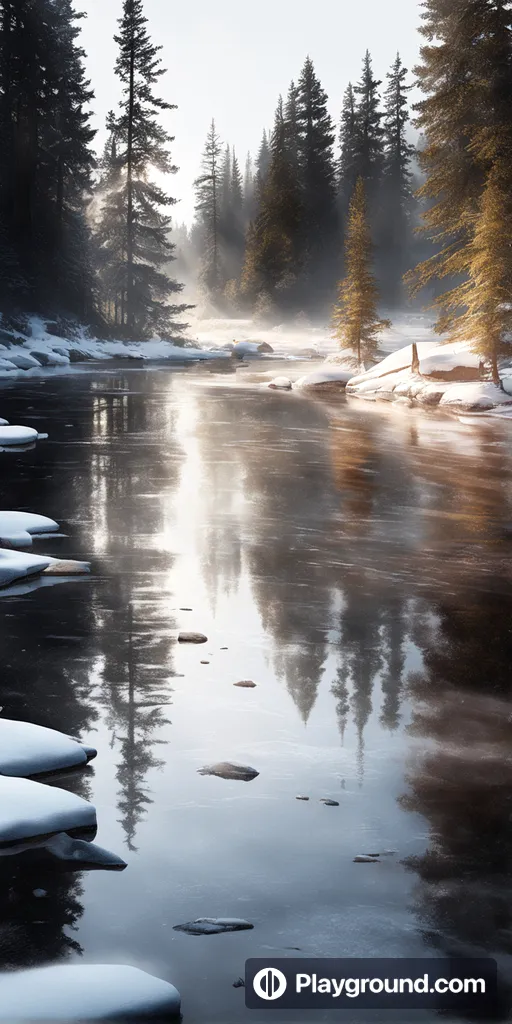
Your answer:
(0, 511), (59, 548)
(418, 340), (481, 380)
(0, 719), (96, 777)
(5, 351), (42, 370)
(439, 382), (512, 412)
(346, 342), (439, 393)
(0, 964), (180, 1020)
(294, 367), (353, 391)
(42, 557), (90, 576)
(268, 376), (292, 390)
(36, 833), (127, 871)
(30, 348), (69, 367)
(232, 341), (270, 359)
(174, 917), (253, 935)
(0, 425), (39, 446)
(0, 776), (96, 848)
(0, 358), (17, 373)
(0, 549), (52, 587)
(0, 418), (8, 427)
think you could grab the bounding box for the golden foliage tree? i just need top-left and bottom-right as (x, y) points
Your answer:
(439, 157), (512, 385)
(331, 178), (390, 365)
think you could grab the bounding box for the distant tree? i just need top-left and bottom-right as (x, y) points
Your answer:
(296, 56), (338, 306)
(194, 119), (223, 297)
(243, 152), (255, 224)
(254, 129), (271, 203)
(331, 178), (390, 365)
(95, 0), (188, 337)
(381, 53), (415, 303)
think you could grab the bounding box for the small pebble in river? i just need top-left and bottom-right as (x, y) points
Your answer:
(33, 889), (47, 898)
(354, 855), (381, 863)
(220, 647), (228, 650)
(234, 680), (256, 688)
(198, 762), (259, 781)
(320, 799), (339, 807)
(180, 607), (193, 611)
(296, 796), (309, 801)
(178, 632), (207, 644)
(200, 661), (210, 665)
(233, 978), (245, 989)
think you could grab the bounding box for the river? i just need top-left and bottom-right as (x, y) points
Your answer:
(0, 360), (511, 1023)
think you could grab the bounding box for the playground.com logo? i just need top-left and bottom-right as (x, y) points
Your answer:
(252, 968), (288, 1001)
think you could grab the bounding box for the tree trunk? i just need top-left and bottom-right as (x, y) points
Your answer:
(491, 346), (501, 388)
(126, 33), (136, 336)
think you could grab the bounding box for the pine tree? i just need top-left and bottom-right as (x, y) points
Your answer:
(338, 83), (358, 213)
(284, 80), (300, 168)
(194, 119), (223, 297)
(331, 178), (390, 365)
(441, 159), (512, 385)
(352, 51), (384, 198)
(95, 0), (188, 338)
(381, 53), (415, 303)
(244, 96), (303, 306)
(254, 129), (271, 202)
(243, 152), (254, 225)
(410, 0), (512, 318)
(296, 56), (337, 306)
(229, 149), (245, 280)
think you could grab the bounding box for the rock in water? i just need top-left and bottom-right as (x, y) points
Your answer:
(233, 680), (256, 688)
(320, 799), (339, 807)
(173, 918), (254, 936)
(178, 631), (208, 644)
(0, 718), (96, 777)
(0, 775), (96, 848)
(42, 558), (90, 576)
(354, 855), (381, 863)
(0, 425), (39, 446)
(296, 796), (309, 801)
(197, 762), (259, 781)
(268, 377), (292, 390)
(0, 964), (180, 1020)
(42, 834), (127, 871)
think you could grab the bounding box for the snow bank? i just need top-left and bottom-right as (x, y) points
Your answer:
(418, 340), (481, 378)
(347, 342), (438, 388)
(0, 549), (52, 586)
(0, 775), (96, 846)
(0, 719), (96, 777)
(294, 367), (355, 391)
(0, 964), (180, 1020)
(0, 511), (59, 547)
(439, 382), (512, 411)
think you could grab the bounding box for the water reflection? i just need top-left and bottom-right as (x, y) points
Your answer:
(0, 368), (512, 1019)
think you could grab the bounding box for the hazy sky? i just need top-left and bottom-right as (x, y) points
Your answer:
(80, 0), (423, 225)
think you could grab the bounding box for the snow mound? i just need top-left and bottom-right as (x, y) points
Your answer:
(419, 340), (481, 378)
(0, 358), (17, 372)
(6, 352), (42, 370)
(294, 367), (354, 390)
(268, 376), (292, 390)
(0, 549), (52, 587)
(0, 719), (96, 777)
(0, 419), (8, 426)
(0, 512), (59, 547)
(0, 964), (180, 1020)
(0, 425), (39, 446)
(0, 775), (96, 846)
(439, 382), (512, 411)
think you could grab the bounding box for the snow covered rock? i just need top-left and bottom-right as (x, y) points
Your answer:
(232, 341), (273, 359)
(347, 342), (438, 390)
(418, 340), (481, 380)
(5, 352), (42, 370)
(0, 775), (96, 847)
(0, 358), (17, 373)
(294, 367), (353, 391)
(0, 964), (180, 1020)
(0, 425), (39, 446)
(198, 762), (259, 781)
(268, 376), (292, 390)
(0, 511), (59, 548)
(0, 719), (96, 777)
(173, 917), (254, 935)
(439, 382), (512, 412)
(0, 418), (8, 426)
(0, 549), (52, 587)
(42, 557), (90, 576)
(40, 833), (127, 871)
(178, 631), (207, 643)
(30, 348), (69, 367)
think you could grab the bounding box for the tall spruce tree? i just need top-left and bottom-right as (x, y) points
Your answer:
(352, 51), (384, 199)
(381, 53), (415, 303)
(410, 0), (512, 321)
(243, 152), (255, 225)
(296, 56), (337, 306)
(331, 178), (390, 365)
(95, 0), (188, 338)
(338, 83), (358, 214)
(194, 119), (223, 297)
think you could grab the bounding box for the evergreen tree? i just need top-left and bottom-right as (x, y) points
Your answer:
(352, 51), (384, 198)
(242, 96), (303, 307)
(194, 119), (223, 297)
(284, 80), (300, 168)
(338, 83), (358, 213)
(296, 56), (337, 306)
(254, 129), (271, 201)
(442, 159), (512, 385)
(243, 152), (254, 225)
(229, 149), (245, 280)
(410, 0), (512, 319)
(381, 53), (415, 303)
(95, 0), (188, 338)
(331, 178), (390, 365)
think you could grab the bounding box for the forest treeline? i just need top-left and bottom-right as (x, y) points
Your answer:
(0, 0), (511, 366)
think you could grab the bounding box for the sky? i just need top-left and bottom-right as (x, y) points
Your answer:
(79, 0), (424, 226)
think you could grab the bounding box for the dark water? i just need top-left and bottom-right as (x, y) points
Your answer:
(1, 361), (512, 1022)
